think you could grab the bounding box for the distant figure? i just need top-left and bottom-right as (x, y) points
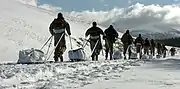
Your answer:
(104, 25), (119, 60)
(121, 30), (133, 59)
(134, 34), (144, 59)
(85, 22), (104, 61)
(170, 47), (176, 56)
(49, 12), (71, 62)
(157, 43), (162, 55)
(150, 39), (156, 56)
(143, 38), (150, 55)
(162, 44), (168, 58)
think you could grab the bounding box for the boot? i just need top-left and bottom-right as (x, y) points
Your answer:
(95, 55), (98, 61)
(54, 56), (59, 62)
(60, 56), (63, 62)
(92, 55), (95, 61)
(105, 51), (108, 60)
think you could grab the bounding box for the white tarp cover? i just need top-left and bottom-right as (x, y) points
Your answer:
(68, 48), (86, 61)
(113, 50), (123, 59)
(18, 48), (45, 63)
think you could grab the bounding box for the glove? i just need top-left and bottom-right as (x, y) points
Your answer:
(68, 33), (71, 36)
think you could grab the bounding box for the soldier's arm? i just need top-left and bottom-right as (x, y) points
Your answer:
(65, 21), (71, 35)
(98, 27), (105, 36)
(49, 20), (55, 35)
(85, 28), (90, 37)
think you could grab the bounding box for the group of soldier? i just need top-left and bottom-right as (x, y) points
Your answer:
(121, 30), (176, 59)
(49, 12), (177, 62)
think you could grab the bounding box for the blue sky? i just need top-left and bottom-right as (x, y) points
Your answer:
(38, 0), (180, 11)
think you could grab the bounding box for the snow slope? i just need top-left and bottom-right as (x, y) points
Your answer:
(0, 0), (117, 63)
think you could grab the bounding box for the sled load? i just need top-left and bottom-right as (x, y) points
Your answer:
(68, 48), (86, 62)
(113, 50), (123, 60)
(129, 44), (138, 59)
(17, 48), (45, 64)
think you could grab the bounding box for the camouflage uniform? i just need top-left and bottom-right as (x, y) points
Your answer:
(134, 34), (144, 59)
(49, 13), (71, 62)
(104, 25), (118, 60)
(85, 22), (104, 61)
(121, 30), (133, 59)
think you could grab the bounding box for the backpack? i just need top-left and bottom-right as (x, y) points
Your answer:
(53, 18), (66, 29)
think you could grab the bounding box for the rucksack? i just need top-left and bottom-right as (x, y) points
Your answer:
(53, 18), (66, 29)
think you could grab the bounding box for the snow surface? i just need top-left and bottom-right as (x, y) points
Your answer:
(79, 57), (180, 89)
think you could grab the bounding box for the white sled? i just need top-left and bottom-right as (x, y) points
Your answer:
(129, 44), (138, 59)
(18, 48), (45, 64)
(130, 52), (138, 59)
(156, 54), (162, 58)
(113, 50), (123, 60)
(141, 54), (149, 59)
(68, 48), (86, 62)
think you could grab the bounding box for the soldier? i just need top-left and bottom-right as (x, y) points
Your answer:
(157, 43), (162, 55)
(134, 34), (144, 59)
(121, 30), (133, 59)
(85, 22), (104, 61)
(143, 38), (150, 55)
(104, 25), (119, 60)
(150, 39), (156, 56)
(49, 12), (71, 62)
(162, 44), (168, 58)
(170, 47), (176, 56)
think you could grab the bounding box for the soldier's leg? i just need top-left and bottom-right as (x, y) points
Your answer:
(105, 42), (109, 60)
(90, 40), (96, 61)
(95, 54), (98, 61)
(139, 46), (142, 59)
(54, 35), (59, 62)
(123, 44), (128, 59)
(109, 43), (113, 60)
(128, 45), (131, 59)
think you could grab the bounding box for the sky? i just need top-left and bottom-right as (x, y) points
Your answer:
(37, 0), (180, 11)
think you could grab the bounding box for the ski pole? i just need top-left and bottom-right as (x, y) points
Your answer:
(45, 37), (53, 55)
(40, 35), (53, 50)
(82, 38), (89, 49)
(45, 33), (65, 62)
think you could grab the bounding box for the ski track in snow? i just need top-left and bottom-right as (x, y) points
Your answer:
(0, 60), (141, 89)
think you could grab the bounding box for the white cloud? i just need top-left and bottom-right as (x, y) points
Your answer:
(38, 4), (62, 12)
(16, 0), (38, 6)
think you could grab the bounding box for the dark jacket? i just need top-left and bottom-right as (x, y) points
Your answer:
(135, 37), (144, 46)
(104, 26), (118, 43)
(144, 39), (150, 47)
(49, 18), (71, 35)
(121, 33), (133, 45)
(85, 26), (104, 40)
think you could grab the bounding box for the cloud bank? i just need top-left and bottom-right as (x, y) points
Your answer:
(16, 0), (180, 39)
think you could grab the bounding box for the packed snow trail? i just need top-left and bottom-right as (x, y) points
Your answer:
(78, 57), (180, 89)
(0, 59), (140, 89)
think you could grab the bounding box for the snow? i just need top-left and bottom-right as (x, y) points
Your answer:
(79, 57), (180, 89)
(0, 60), (140, 89)
(0, 0), (180, 89)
